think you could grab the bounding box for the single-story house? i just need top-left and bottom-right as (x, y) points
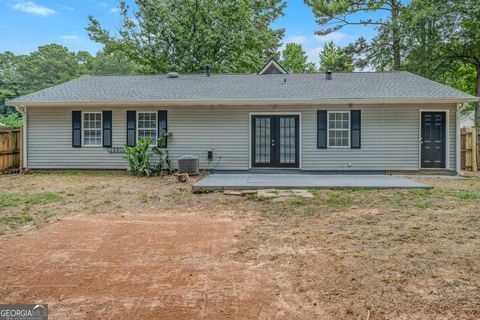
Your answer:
(7, 59), (478, 174)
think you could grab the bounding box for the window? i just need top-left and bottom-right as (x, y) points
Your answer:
(137, 112), (157, 142)
(82, 112), (102, 146)
(328, 111), (350, 148)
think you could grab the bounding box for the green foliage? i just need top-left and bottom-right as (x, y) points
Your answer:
(86, 0), (286, 73)
(152, 137), (174, 175)
(0, 45), (143, 120)
(305, 0), (404, 70)
(90, 50), (142, 75)
(280, 43), (316, 73)
(0, 214), (33, 228)
(124, 138), (154, 177)
(124, 137), (174, 177)
(397, 0), (480, 125)
(18, 44), (80, 90)
(0, 192), (62, 208)
(319, 41), (353, 72)
(0, 113), (22, 128)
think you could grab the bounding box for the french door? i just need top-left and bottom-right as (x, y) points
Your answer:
(251, 115), (299, 168)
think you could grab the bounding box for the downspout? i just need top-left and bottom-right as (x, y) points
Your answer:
(14, 105), (27, 169)
(457, 103), (468, 175)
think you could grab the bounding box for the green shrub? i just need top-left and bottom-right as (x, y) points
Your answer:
(0, 113), (23, 128)
(124, 138), (153, 176)
(152, 137), (174, 174)
(124, 137), (174, 177)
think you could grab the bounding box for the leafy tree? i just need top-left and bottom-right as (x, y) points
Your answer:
(305, 0), (404, 70)
(319, 41), (353, 72)
(90, 50), (142, 75)
(86, 0), (286, 73)
(76, 51), (95, 75)
(0, 51), (24, 115)
(397, 0), (480, 125)
(280, 43), (316, 73)
(18, 44), (79, 90)
(343, 37), (369, 70)
(0, 113), (22, 128)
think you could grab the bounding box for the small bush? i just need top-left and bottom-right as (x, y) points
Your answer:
(124, 137), (174, 177)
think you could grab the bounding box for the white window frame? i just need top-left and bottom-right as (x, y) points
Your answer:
(82, 111), (102, 147)
(136, 111), (157, 144)
(327, 111), (351, 149)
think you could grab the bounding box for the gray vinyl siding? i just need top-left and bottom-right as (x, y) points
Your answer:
(26, 104), (457, 171)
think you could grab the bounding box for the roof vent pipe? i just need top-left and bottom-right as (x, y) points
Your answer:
(325, 70), (332, 80)
(205, 65), (211, 77)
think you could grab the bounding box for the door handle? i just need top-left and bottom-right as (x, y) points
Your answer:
(271, 139), (275, 147)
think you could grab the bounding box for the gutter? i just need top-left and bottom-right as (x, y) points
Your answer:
(6, 97), (480, 107)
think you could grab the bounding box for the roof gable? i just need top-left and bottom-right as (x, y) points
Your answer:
(258, 58), (289, 75)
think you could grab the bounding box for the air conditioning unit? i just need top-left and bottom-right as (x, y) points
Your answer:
(178, 155), (199, 175)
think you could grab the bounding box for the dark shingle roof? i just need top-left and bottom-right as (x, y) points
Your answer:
(9, 71), (477, 105)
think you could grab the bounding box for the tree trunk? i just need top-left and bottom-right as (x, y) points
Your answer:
(391, 2), (401, 71)
(476, 62), (480, 128)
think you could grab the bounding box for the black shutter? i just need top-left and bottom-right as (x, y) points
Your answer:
(317, 110), (327, 149)
(72, 111), (81, 148)
(351, 110), (361, 149)
(102, 111), (112, 147)
(158, 110), (168, 147)
(126, 111), (136, 147)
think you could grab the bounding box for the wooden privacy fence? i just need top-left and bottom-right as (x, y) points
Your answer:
(461, 127), (479, 172)
(0, 128), (22, 172)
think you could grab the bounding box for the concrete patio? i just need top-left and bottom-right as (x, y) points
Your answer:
(192, 173), (432, 192)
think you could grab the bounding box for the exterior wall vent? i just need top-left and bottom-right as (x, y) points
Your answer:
(178, 155), (199, 175)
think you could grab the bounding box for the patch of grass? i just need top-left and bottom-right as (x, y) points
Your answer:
(246, 194), (273, 201)
(308, 188), (320, 196)
(0, 192), (62, 207)
(40, 211), (56, 221)
(0, 214), (33, 228)
(35, 170), (127, 177)
(409, 189), (433, 197)
(449, 190), (480, 201)
(290, 197), (305, 206)
(325, 190), (356, 207)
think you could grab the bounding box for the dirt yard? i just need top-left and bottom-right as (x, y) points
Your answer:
(0, 171), (479, 319)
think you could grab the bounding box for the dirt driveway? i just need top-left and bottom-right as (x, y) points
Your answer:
(0, 211), (293, 319)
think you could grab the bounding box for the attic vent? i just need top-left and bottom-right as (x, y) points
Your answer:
(167, 72), (179, 78)
(325, 71), (332, 80)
